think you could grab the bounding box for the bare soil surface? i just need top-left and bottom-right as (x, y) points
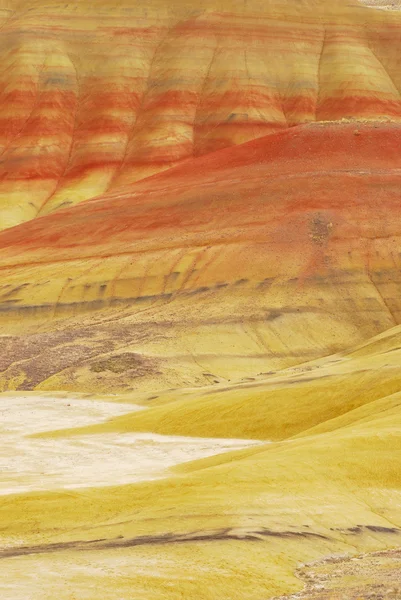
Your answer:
(360, 0), (401, 10)
(273, 548), (401, 599)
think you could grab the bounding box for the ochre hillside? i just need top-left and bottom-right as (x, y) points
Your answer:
(0, 0), (401, 229)
(2, 326), (401, 599)
(1, 1), (401, 600)
(1, 122), (401, 392)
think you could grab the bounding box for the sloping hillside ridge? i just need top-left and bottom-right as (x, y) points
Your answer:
(0, 0), (401, 228)
(1, 122), (401, 392)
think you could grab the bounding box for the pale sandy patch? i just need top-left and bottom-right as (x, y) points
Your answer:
(359, 0), (401, 10)
(0, 396), (261, 494)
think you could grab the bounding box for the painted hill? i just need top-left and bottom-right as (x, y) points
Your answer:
(1, 1), (401, 599)
(1, 122), (401, 392)
(0, 0), (401, 229)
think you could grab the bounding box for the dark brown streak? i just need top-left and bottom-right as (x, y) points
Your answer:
(0, 527), (329, 560)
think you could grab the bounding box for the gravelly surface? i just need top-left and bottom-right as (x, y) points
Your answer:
(272, 548), (401, 599)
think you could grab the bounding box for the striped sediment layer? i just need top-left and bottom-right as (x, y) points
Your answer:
(0, 122), (401, 392)
(0, 0), (401, 227)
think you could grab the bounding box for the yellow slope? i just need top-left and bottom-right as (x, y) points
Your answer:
(1, 401), (401, 599)
(46, 324), (401, 441)
(1, 326), (401, 598)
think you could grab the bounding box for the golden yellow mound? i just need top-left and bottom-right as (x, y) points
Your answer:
(1, 327), (401, 599)
(47, 324), (401, 441)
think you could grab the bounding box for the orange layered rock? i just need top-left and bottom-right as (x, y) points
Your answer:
(0, 1), (401, 227)
(1, 121), (401, 391)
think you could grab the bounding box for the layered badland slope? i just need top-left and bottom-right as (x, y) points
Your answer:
(1, 1), (401, 599)
(0, 0), (400, 231)
(1, 122), (401, 392)
(1, 0), (401, 392)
